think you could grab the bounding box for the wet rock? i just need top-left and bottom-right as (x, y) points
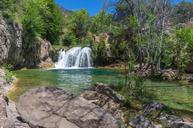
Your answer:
(129, 115), (156, 128)
(17, 87), (120, 128)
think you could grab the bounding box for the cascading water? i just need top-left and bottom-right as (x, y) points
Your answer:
(55, 47), (93, 69)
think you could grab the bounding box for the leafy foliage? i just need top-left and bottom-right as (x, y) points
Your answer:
(163, 27), (193, 73)
(90, 10), (113, 34)
(3, 64), (14, 82)
(0, 0), (20, 23)
(172, 1), (193, 23)
(22, 0), (64, 44)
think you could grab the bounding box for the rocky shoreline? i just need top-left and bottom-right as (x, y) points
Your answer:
(0, 68), (30, 128)
(0, 68), (122, 128)
(1, 68), (193, 128)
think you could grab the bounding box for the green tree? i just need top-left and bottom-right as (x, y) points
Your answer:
(67, 9), (90, 43)
(173, 0), (193, 23)
(40, 0), (64, 44)
(0, 0), (19, 22)
(22, 0), (64, 44)
(21, 0), (64, 66)
(90, 10), (113, 34)
(163, 27), (193, 76)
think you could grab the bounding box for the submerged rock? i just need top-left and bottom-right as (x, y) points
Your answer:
(17, 87), (120, 128)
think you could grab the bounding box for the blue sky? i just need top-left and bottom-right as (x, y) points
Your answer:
(55, 0), (192, 16)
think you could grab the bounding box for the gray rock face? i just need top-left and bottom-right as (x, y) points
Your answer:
(0, 15), (23, 66)
(0, 16), (11, 64)
(40, 39), (52, 61)
(38, 39), (54, 68)
(17, 87), (120, 128)
(0, 94), (30, 128)
(7, 22), (23, 66)
(0, 93), (12, 127)
(0, 15), (54, 67)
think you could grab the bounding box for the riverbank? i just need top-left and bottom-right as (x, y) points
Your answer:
(2, 67), (193, 127)
(0, 68), (30, 127)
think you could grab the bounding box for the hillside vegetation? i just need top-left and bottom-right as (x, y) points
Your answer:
(0, 0), (193, 75)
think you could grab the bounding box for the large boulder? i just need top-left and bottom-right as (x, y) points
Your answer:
(81, 83), (124, 119)
(40, 39), (52, 61)
(17, 87), (120, 128)
(38, 39), (54, 68)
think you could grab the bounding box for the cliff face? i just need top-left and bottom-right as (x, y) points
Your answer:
(0, 16), (11, 64)
(0, 15), (53, 68)
(8, 22), (23, 67)
(0, 15), (23, 67)
(23, 38), (53, 68)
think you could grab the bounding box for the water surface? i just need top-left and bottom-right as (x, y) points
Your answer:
(8, 68), (193, 114)
(8, 69), (123, 100)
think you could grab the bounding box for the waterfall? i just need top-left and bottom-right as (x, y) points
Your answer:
(55, 47), (93, 69)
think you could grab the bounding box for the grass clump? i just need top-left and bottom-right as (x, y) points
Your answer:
(3, 64), (14, 82)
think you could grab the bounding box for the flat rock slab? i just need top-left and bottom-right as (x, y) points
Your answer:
(17, 87), (119, 128)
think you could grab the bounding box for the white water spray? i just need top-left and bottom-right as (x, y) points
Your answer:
(55, 47), (93, 69)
